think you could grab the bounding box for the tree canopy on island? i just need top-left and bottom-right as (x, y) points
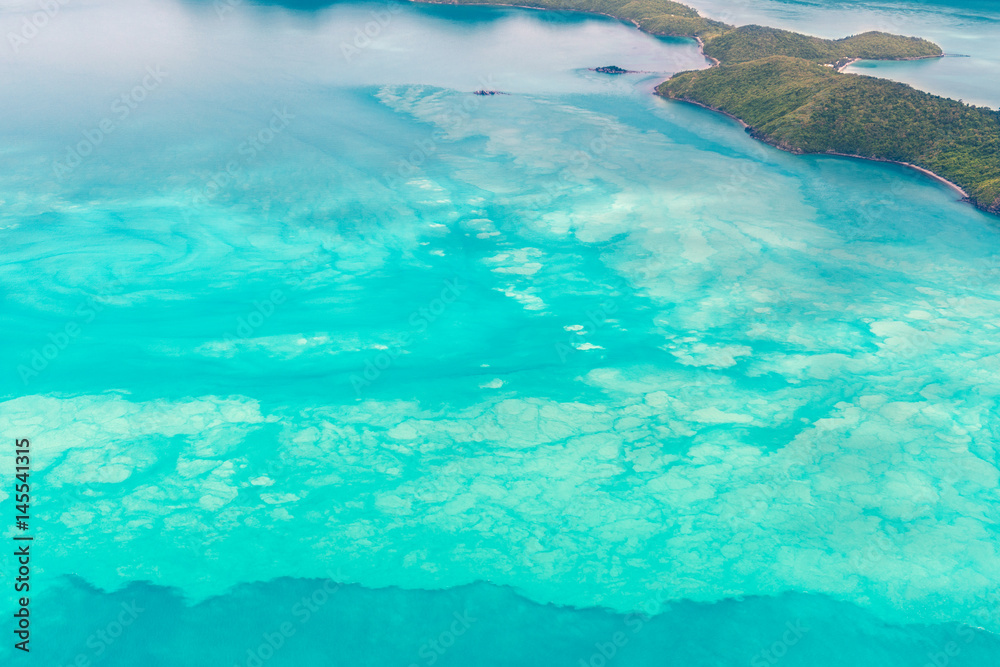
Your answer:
(418, 0), (1000, 214)
(658, 57), (1000, 212)
(702, 25), (942, 64)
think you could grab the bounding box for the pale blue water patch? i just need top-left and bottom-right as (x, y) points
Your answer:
(845, 53), (997, 109)
(2, 0), (1000, 664)
(685, 0), (1000, 107)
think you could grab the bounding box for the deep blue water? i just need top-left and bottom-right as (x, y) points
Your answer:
(1, 0), (999, 664)
(26, 578), (1000, 666)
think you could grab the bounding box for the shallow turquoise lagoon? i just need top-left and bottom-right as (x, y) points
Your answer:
(1, 0), (999, 665)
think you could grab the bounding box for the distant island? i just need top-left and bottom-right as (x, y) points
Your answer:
(412, 0), (1000, 216)
(593, 65), (634, 74)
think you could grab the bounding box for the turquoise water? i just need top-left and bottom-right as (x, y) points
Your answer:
(2, 0), (1000, 664)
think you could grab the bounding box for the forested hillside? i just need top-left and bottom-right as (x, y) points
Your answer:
(659, 56), (1000, 212)
(702, 25), (942, 64)
(418, 0), (1000, 215)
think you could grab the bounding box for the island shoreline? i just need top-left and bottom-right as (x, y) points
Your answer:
(824, 152), (971, 200)
(840, 53), (943, 72)
(409, 0), (990, 214)
(413, 0), (644, 29)
(664, 94), (971, 202)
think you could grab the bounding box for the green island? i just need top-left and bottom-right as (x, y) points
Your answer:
(412, 0), (1000, 215)
(594, 65), (632, 74)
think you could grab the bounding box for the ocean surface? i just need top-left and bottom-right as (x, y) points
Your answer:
(1, 0), (999, 664)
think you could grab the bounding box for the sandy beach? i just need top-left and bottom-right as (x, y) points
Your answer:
(826, 152), (971, 199)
